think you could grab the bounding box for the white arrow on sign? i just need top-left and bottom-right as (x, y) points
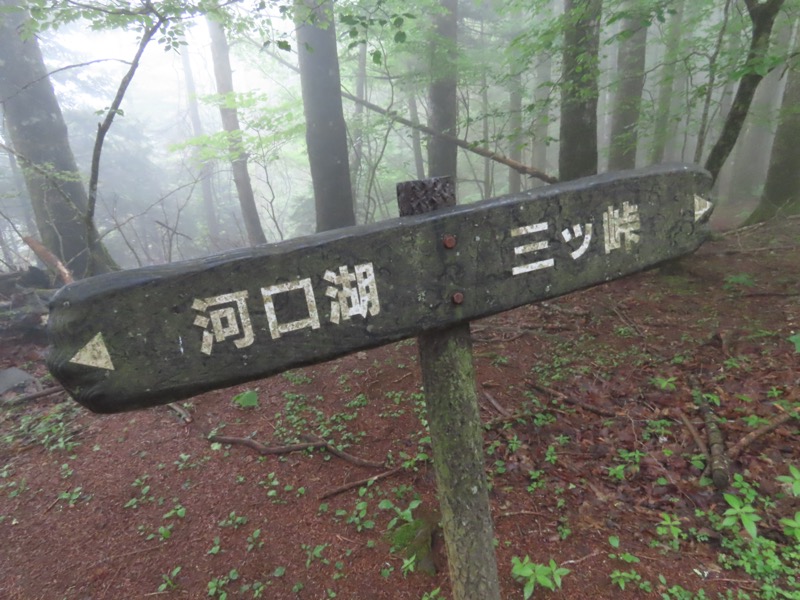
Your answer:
(69, 332), (115, 371)
(694, 195), (713, 221)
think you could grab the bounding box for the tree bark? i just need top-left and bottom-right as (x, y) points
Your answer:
(703, 0), (786, 183)
(532, 55), (553, 185)
(650, 0), (684, 164)
(0, 2), (117, 278)
(608, 1), (647, 171)
(407, 94), (427, 179)
(559, 0), (603, 181)
(180, 47), (219, 242)
(745, 51), (800, 223)
(207, 17), (268, 246)
(427, 0), (459, 179)
(508, 69), (523, 194)
(295, 0), (356, 233)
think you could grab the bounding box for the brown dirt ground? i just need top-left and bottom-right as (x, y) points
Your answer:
(1, 215), (798, 600)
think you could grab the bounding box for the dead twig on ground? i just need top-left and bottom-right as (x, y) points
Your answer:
(675, 409), (710, 461)
(712, 245), (800, 255)
(528, 382), (617, 418)
(729, 407), (799, 460)
(209, 433), (385, 469)
(166, 402), (192, 423)
(6, 385), (63, 406)
(319, 466), (404, 500)
(297, 434), (385, 468)
(482, 390), (511, 417)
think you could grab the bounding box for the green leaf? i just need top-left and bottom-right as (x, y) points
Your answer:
(788, 333), (800, 353)
(608, 535), (620, 549)
(394, 30), (406, 43)
(276, 39), (291, 52)
(371, 50), (382, 65)
(233, 390), (259, 408)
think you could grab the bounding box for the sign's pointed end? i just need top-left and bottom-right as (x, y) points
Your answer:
(694, 195), (713, 222)
(70, 332), (115, 371)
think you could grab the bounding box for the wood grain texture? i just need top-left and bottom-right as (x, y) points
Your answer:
(47, 164), (712, 413)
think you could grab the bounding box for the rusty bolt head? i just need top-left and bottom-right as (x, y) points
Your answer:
(451, 291), (464, 305)
(442, 234), (457, 249)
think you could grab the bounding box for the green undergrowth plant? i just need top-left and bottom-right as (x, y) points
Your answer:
(380, 496), (440, 576)
(692, 472), (800, 599)
(510, 556), (570, 599)
(2, 402), (82, 453)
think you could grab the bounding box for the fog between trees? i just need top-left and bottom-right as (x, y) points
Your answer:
(0, 0), (797, 277)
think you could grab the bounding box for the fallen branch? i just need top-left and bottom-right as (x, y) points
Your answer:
(482, 390), (511, 417)
(262, 46), (557, 184)
(319, 466), (404, 500)
(729, 407), (799, 460)
(167, 402), (192, 423)
(528, 382), (617, 418)
(6, 385), (63, 406)
(699, 402), (730, 489)
(298, 434), (385, 468)
(712, 245), (799, 255)
(22, 237), (74, 284)
(675, 408), (710, 461)
(209, 433), (384, 468)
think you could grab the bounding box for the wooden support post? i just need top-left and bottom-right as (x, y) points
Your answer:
(396, 178), (501, 600)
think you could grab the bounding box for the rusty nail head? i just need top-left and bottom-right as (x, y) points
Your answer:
(442, 234), (457, 249)
(451, 291), (464, 305)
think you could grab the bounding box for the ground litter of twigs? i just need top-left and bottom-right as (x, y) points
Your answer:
(0, 214), (798, 600)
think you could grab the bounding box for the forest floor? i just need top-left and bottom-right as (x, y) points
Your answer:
(0, 213), (798, 600)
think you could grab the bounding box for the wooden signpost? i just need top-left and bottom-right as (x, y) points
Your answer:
(47, 163), (712, 414)
(47, 163), (712, 600)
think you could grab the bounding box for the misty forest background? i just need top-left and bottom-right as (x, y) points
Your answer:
(0, 0), (797, 280)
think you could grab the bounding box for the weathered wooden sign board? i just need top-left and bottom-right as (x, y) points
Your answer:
(47, 164), (713, 413)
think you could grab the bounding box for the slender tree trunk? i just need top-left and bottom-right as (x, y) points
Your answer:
(207, 17), (268, 245)
(704, 0), (786, 183)
(531, 56), (552, 184)
(408, 94), (427, 179)
(350, 42), (367, 221)
(428, 0), (459, 178)
(745, 36), (800, 222)
(295, 0), (355, 232)
(481, 69), (492, 198)
(0, 1), (117, 277)
(180, 47), (219, 242)
(650, 0), (685, 164)
(608, 0), (647, 171)
(693, 0), (732, 164)
(559, 0), (603, 181)
(720, 19), (792, 203)
(508, 69), (523, 194)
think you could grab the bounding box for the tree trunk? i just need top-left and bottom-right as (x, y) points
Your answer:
(350, 42), (367, 221)
(0, 2), (117, 278)
(531, 55), (553, 185)
(427, 0), (459, 178)
(207, 17), (268, 246)
(295, 0), (355, 233)
(508, 69), (523, 194)
(180, 47), (219, 243)
(650, 0), (684, 164)
(693, 0), (732, 164)
(703, 0), (786, 183)
(608, 1), (647, 171)
(559, 0), (603, 181)
(408, 94), (427, 179)
(745, 45), (800, 222)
